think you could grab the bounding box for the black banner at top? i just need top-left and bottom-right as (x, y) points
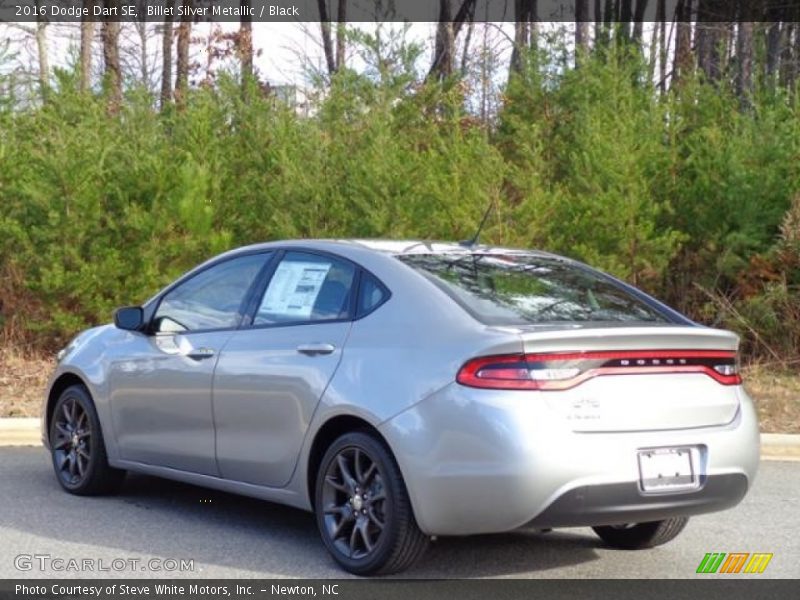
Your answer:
(1, 0), (798, 24)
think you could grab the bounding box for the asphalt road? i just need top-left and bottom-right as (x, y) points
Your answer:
(1, 448), (797, 579)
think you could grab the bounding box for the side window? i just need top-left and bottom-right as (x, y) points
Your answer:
(254, 252), (356, 326)
(357, 272), (389, 318)
(153, 253), (270, 333)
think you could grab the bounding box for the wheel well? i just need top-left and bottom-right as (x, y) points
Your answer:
(306, 415), (386, 509)
(46, 373), (88, 434)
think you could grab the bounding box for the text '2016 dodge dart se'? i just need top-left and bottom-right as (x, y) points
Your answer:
(44, 240), (760, 574)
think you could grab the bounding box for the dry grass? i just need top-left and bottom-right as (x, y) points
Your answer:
(0, 347), (798, 432)
(0, 347), (53, 417)
(742, 364), (800, 434)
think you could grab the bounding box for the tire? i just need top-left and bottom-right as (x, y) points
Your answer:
(49, 384), (125, 495)
(592, 517), (689, 550)
(314, 431), (429, 575)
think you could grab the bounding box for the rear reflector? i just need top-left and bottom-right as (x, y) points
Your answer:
(456, 350), (741, 391)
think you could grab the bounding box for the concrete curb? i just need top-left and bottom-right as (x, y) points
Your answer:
(760, 433), (800, 462)
(0, 417), (799, 459)
(0, 417), (40, 447)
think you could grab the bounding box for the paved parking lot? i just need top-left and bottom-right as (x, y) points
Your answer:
(1, 448), (797, 578)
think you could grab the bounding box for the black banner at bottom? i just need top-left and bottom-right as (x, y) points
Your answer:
(1, 579), (797, 600)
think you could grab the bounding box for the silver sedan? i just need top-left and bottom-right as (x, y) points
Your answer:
(43, 240), (760, 575)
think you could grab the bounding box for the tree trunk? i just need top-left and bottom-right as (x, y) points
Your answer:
(707, 28), (723, 82)
(101, 1), (121, 114)
(632, 0), (648, 44)
(697, 1), (728, 83)
(695, 0), (710, 76)
(604, 0), (613, 24)
(175, 0), (191, 108)
(316, 0), (336, 75)
(510, 0), (537, 74)
(460, 17), (474, 76)
(575, 0), (590, 63)
(160, 7), (173, 110)
(135, 21), (150, 89)
(79, 1), (94, 93)
(619, 0), (633, 41)
(657, 0), (666, 93)
(431, 1), (455, 80)
(593, 0), (602, 44)
(673, 0), (693, 85)
(479, 21), (488, 123)
(787, 22), (800, 92)
(34, 2), (49, 102)
(763, 0), (787, 78)
(600, 0), (613, 46)
(766, 23), (781, 77)
(240, 0), (253, 83)
(737, 21), (754, 102)
(779, 21), (794, 88)
(336, 0), (346, 72)
(647, 6), (658, 84)
(510, 22), (527, 73)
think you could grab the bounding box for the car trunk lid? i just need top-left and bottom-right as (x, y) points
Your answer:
(516, 325), (741, 431)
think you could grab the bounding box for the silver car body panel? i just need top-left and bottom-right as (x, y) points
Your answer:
(212, 321), (352, 487)
(108, 330), (235, 475)
(43, 239), (761, 535)
(378, 382), (759, 535)
(516, 327), (740, 431)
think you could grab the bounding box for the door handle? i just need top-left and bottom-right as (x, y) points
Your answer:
(186, 347), (215, 360)
(297, 343), (336, 356)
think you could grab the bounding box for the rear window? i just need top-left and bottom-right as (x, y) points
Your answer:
(397, 253), (669, 325)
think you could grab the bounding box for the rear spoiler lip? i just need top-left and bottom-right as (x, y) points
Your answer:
(504, 325), (740, 353)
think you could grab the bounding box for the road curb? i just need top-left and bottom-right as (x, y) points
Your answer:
(760, 433), (800, 461)
(0, 417), (799, 459)
(0, 417), (40, 447)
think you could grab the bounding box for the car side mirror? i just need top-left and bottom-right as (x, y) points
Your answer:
(114, 306), (144, 331)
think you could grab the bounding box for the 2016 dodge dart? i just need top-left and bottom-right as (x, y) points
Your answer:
(43, 240), (760, 574)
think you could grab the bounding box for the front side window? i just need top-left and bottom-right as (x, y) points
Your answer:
(153, 253), (270, 333)
(254, 252), (356, 326)
(398, 253), (669, 325)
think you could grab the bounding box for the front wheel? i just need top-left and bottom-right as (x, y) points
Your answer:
(314, 431), (429, 575)
(592, 517), (689, 549)
(49, 384), (125, 495)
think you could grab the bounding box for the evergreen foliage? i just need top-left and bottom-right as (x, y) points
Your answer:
(1, 40), (798, 362)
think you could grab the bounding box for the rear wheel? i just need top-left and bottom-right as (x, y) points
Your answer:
(50, 385), (125, 495)
(592, 517), (689, 549)
(315, 431), (429, 575)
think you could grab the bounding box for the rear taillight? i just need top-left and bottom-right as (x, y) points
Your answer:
(456, 350), (742, 391)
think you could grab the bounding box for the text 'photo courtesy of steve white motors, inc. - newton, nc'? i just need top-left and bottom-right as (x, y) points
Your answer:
(14, 584), (338, 598)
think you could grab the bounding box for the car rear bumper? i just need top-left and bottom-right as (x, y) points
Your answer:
(378, 383), (760, 536)
(526, 472), (748, 528)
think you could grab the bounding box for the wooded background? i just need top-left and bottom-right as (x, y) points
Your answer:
(0, 1), (799, 366)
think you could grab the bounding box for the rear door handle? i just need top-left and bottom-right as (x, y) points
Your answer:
(297, 343), (336, 356)
(186, 347), (215, 360)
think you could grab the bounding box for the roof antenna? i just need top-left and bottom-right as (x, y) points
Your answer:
(460, 199), (495, 248)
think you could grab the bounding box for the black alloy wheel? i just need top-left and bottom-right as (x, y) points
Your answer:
(322, 445), (387, 559)
(50, 385), (125, 495)
(315, 431), (428, 575)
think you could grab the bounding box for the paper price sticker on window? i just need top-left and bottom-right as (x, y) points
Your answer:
(260, 260), (332, 319)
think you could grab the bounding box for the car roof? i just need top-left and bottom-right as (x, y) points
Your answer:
(225, 238), (566, 261)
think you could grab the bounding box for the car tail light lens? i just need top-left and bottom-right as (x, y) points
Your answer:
(456, 350), (742, 391)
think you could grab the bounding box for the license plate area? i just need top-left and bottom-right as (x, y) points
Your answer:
(637, 447), (698, 493)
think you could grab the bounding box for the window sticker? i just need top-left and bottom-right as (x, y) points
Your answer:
(260, 260), (332, 319)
